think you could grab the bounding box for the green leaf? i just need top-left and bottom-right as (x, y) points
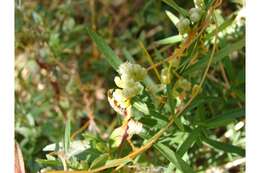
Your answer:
(177, 128), (201, 157)
(133, 102), (150, 115)
(36, 159), (62, 167)
(154, 143), (195, 173)
(165, 10), (179, 25)
(174, 116), (185, 131)
(162, 0), (189, 17)
(104, 158), (132, 169)
(64, 118), (71, 153)
(90, 153), (109, 169)
(203, 108), (245, 129)
(86, 27), (122, 70)
(212, 38), (245, 65)
(223, 56), (235, 81)
(156, 35), (183, 45)
(202, 137), (245, 157)
(165, 163), (175, 173)
(166, 85), (184, 131)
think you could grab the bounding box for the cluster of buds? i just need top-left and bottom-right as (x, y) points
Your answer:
(173, 78), (192, 102)
(176, 17), (191, 35)
(114, 62), (147, 99)
(176, 7), (204, 35)
(160, 58), (180, 85)
(189, 8), (204, 23)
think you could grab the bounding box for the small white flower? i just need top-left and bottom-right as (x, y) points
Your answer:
(127, 119), (143, 136)
(114, 76), (124, 88)
(118, 62), (147, 82)
(118, 62), (133, 76)
(112, 89), (129, 108)
(108, 89), (131, 116)
(115, 62), (147, 99)
(114, 76), (141, 89)
(122, 81), (143, 99)
(130, 64), (147, 81)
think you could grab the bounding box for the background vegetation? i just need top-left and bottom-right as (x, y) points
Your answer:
(15, 0), (245, 172)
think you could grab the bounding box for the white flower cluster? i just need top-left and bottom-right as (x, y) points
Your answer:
(114, 62), (147, 99)
(176, 7), (204, 35)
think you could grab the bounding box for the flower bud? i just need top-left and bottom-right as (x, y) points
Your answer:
(131, 64), (147, 81)
(118, 62), (147, 82)
(176, 18), (191, 34)
(189, 8), (203, 23)
(194, 0), (205, 9)
(122, 81), (143, 99)
(176, 78), (191, 91)
(192, 84), (202, 96)
(118, 62), (132, 76)
(161, 68), (171, 84)
(114, 76), (124, 88)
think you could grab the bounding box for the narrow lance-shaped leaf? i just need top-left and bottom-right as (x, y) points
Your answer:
(202, 108), (245, 129)
(64, 118), (71, 153)
(165, 10), (179, 25)
(177, 128), (201, 157)
(90, 153), (110, 169)
(86, 27), (122, 71)
(202, 137), (245, 157)
(154, 143), (195, 173)
(156, 35), (183, 45)
(163, 0), (189, 17)
(36, 159), (62, 167)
